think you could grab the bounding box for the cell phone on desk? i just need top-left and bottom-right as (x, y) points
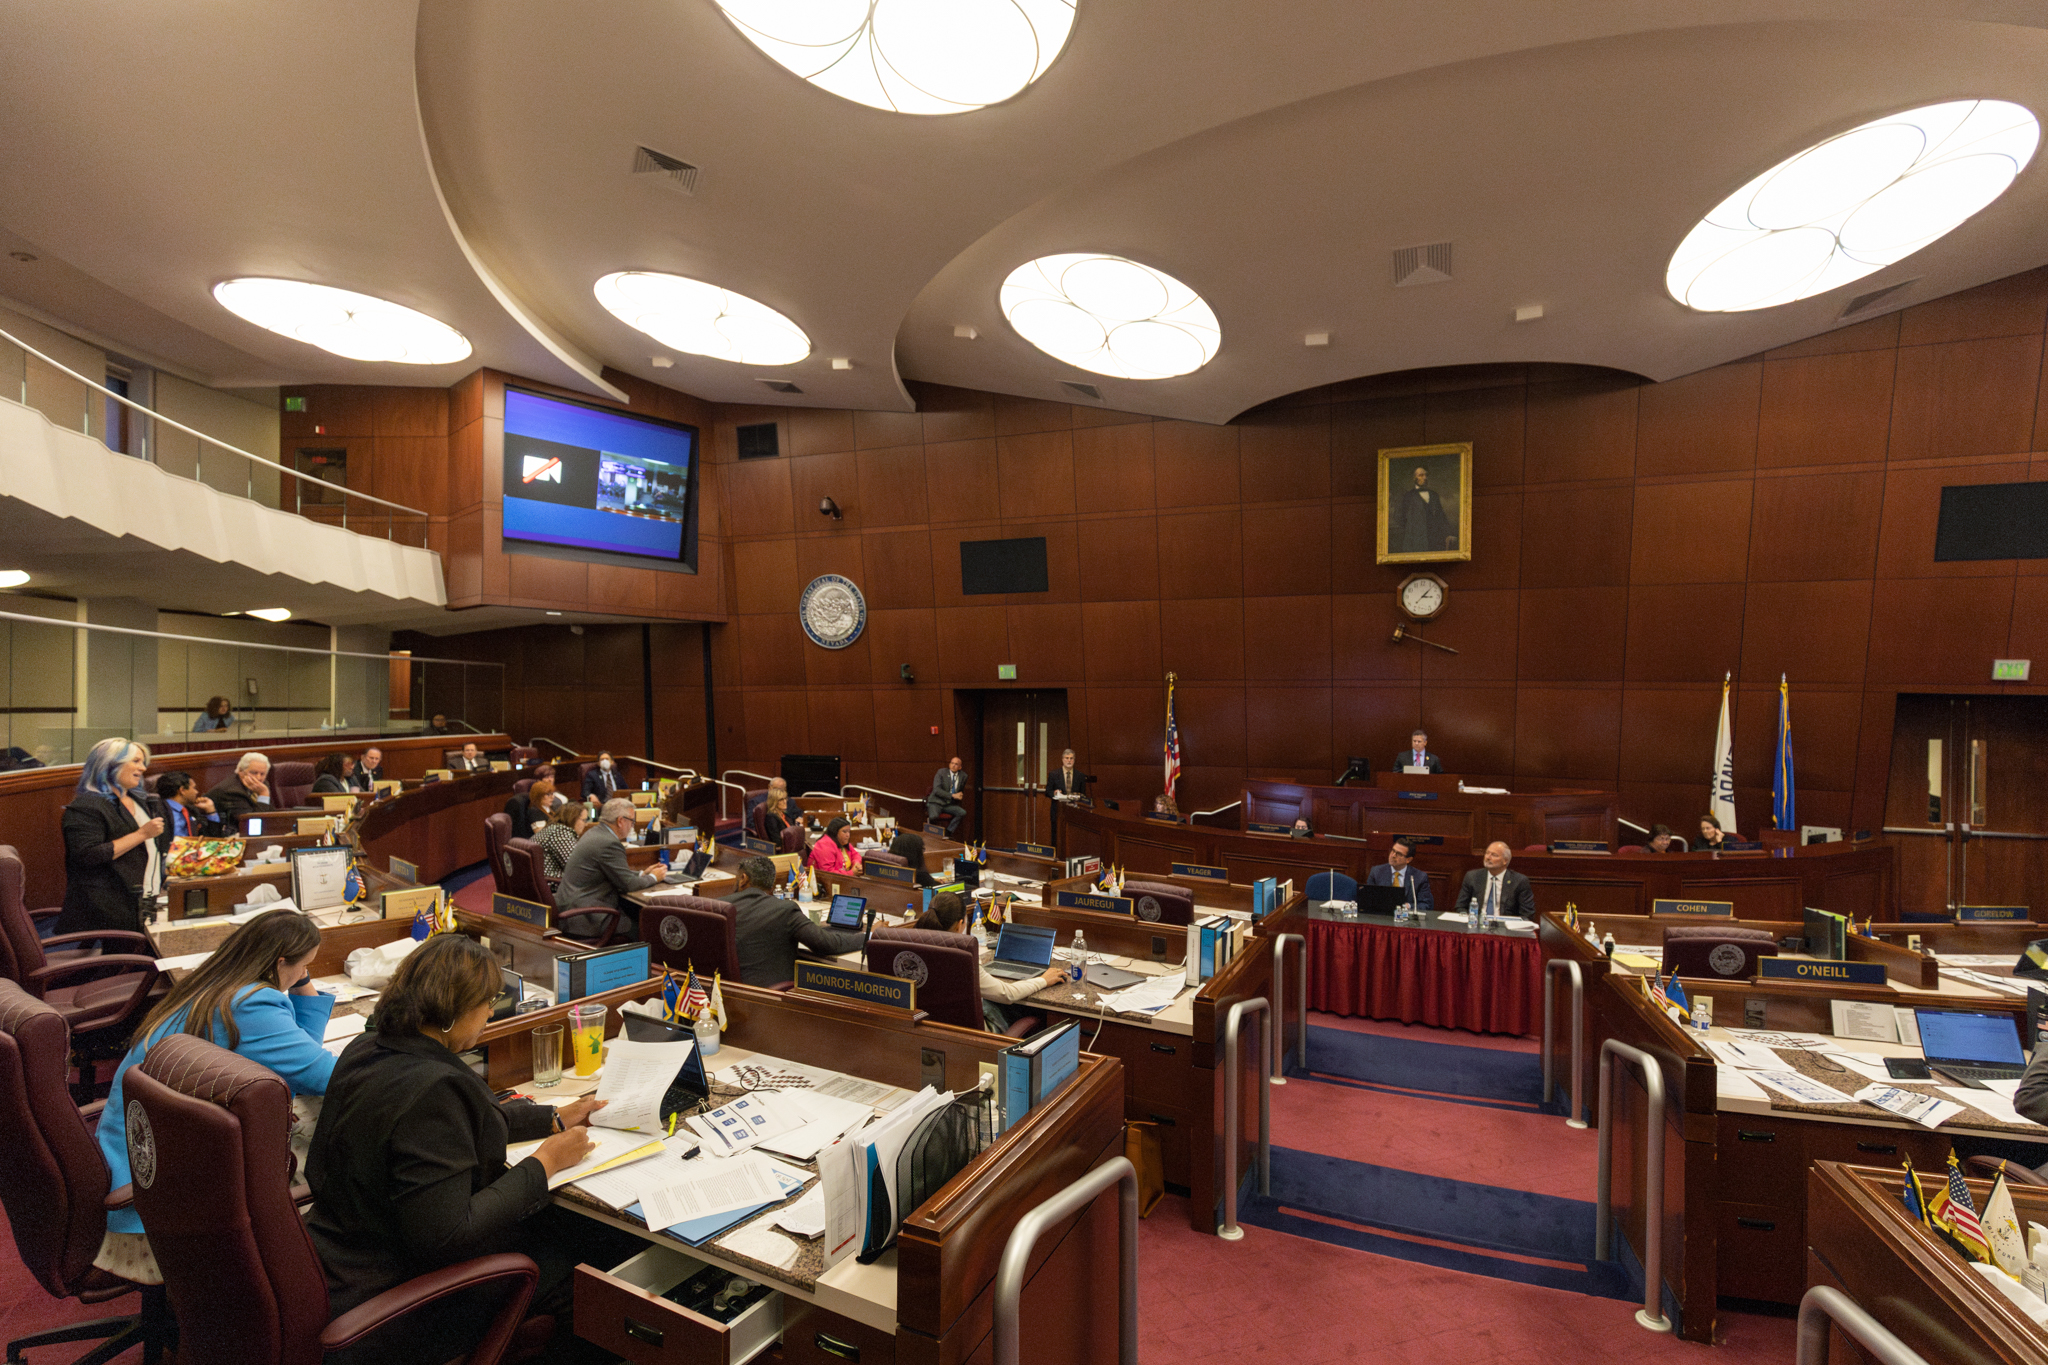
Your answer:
(1885, 1057), (1932, 1081)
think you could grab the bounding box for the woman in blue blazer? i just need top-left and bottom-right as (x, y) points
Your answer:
(93, 909), (336, 1282)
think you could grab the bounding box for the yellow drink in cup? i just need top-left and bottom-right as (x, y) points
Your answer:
(569, 1002), (608, 1077)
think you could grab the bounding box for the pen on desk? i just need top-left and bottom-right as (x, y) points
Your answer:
(667, 1112), (678, 1137)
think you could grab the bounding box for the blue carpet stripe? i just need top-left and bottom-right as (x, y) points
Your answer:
(1302, 1069), (1549, 1116)
(1305, 1024), (1544, 1104)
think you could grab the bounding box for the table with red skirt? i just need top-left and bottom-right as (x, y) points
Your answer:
(1304, 905), (1544, 1036)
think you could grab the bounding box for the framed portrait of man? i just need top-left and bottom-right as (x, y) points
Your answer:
(1376, 442), (1472, 564)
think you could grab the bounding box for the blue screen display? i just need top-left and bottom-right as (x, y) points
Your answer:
(501, 389), (696, 562)
(1917, 1009), (2023, 1064)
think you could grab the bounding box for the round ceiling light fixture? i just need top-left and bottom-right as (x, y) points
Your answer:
(0, 570), (29, 588)
(1000, 253), (1220, 379)
(594, 271), (811, 366)
(242, 608), (292, 622)
(1666, 99), (2039, 313)
(211, 279), (472, 363)
(712, 0), (1076, 116)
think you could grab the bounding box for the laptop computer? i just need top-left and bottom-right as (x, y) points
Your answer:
(826, 894), (868, 930)
(1358, 883), (1411, 916)
(1914, 1007), (2027, 1088)
(985, 923), (1058, 981)
(619, 1012), (715, 1120)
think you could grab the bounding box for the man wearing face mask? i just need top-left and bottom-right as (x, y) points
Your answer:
(554, 796), (659, 940)
(581, 751), (620, 804)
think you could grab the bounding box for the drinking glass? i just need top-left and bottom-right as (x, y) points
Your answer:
(569, 1003), (608, 1077)
(531, 1022), (565, 1088)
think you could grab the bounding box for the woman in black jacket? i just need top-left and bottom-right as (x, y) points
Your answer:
(310, 753), (350, 794)
(57, 739), (165, 935)
(889, 830), (939, 889)
(306, 934), (633, 1363)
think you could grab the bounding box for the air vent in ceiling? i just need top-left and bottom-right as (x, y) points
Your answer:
(1393, 242), (1453, 287)
(631, 145), (699, 194)
(1839, 277), (1920, 319)
(759, 379), (802, 394)
(1060, 381), (1101, 401)
(736, 422), (780, 459)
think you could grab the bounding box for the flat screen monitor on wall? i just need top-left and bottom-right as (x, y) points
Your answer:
(501, 387), (700, 571)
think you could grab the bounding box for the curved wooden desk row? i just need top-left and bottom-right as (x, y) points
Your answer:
(1244, 776), (1619, 849)
(1057, 798), (1899, 922)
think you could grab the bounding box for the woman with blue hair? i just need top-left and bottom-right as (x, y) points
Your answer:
(56, 737), (165, 934)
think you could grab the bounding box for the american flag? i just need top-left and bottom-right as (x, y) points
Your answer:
(1163, 672), (1181, 801)
(663, 967), (711, 1023)
(1929, 1151), (1990, 1259)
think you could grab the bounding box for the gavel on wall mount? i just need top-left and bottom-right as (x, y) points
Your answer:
(1390, 622), (1459, 655)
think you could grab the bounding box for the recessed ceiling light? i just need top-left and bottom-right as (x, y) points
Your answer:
(212, 279), (472, 363)
(1000, 253), (1221, 379)
(0, 570), (28, 588)
(1666, 99), (2039, 313)
(243, 608), (292, 622)
(713, 0), (1075, 116)
(546, 610), (563, 616)
(593, 271), (810, 366)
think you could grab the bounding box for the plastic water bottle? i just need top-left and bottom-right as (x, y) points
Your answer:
(1467, 899), (1480, 933)
(692, 1010), (721, 1057)
(1070, 930), (1089, 979)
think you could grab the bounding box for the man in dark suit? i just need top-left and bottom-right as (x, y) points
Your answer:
(927, 757), (967, 837)
(724, 855), (868, 987)
(205, 752), (272, 822)
(1394, 729), (1443, 774)
(582, 752), (620, 804)
(1045, 749), (1087, 801)
(452, 742), (488, 773)
(1454, 842), (1536, 922)
(554, 797), (659, 939)
(154, 771), (229, 841)
(1389, 464), (1452, 554)
(348, 746), (384, 792)
(1365, 837), (1434, 914)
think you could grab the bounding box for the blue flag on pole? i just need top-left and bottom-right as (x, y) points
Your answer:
(1773, 674), (1796, 831)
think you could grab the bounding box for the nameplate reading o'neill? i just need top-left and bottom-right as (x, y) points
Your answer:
(1055, 890), (1134, 916)
(792, 961), (917, 1013)
(492, 892), (551, 928)
(1759, 958), (1887, 986)
(1172, 862), (1229, 881)
(1959, 905), (2030, 922)
(1651, 898), (1735, 917)
(1015, 841), (1057, 858)
(863, 861), (916, 886)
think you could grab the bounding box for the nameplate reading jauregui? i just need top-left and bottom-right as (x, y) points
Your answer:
(492, 893), (551, 928)
(1055, 890), (1134, 916)
(1015, 841), (1057, 858)
(792, 961), (917, 1014)
(1959, 905), (2030, 922)
(1172, 862), (1228, 881)
(1759, 958), (1887, 986)
(1650, 898), (1734, 917)
(863, 861), (916, 886)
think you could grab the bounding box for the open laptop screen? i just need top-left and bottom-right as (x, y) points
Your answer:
(1916, 1008), (2024, 1065)
(826, 894), (867, 929)
(994, 923), (1056, 968)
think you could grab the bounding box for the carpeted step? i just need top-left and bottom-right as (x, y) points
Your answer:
(1304, 1024), (1545, 1104)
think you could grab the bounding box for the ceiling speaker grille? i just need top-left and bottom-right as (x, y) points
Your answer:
(1839, 278), (1919, 319)
(759, 379), (802, 394)
(1060, 381), (1101, 400)
(632, 145), (699, 194)
(1393, 242), (1453, 287)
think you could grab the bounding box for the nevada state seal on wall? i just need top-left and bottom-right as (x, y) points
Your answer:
(799, 574), (866, 649)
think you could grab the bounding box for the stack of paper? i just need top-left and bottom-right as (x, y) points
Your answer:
(819, 1085), (952, 1267)
(592, 1038), (696, 1133)
(1102, 973), (1186, 1016)
(756, 1091), (874, 1161)
(507, 1125), (665, 1190)
(689, 1093), (801, 1157)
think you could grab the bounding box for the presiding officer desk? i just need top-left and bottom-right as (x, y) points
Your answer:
(1536, 910), (2048, 1341)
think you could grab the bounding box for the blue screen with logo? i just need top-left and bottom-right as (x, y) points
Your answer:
(501, 389), (697, 564)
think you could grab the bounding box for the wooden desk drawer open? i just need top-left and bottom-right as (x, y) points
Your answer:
(575, 1244), (783, 1365)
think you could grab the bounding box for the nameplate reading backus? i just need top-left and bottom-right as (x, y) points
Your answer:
(1650, 898), (1734, 917)
(792, 961), (917, 1013)
(1015, 841), (1057, 858)
(491, 893), (550, 928)
(1959, 905), (2030, 922)
(1759, 958), (1887, 986)
(1056, 890), (1134, 915)
(863, 861), (916, 886)
(1172, 862), (1228, 881)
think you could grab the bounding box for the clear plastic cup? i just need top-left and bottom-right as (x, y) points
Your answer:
(531, 1022), (565, 1088)
(569, 1002), (607, 1077)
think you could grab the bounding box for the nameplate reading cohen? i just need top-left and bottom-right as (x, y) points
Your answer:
(1759, 958), (1887, 986)
(793, 961), (917, 1013)
(1055, 890), (1134, 916)
(1650, 898), (1735, 917)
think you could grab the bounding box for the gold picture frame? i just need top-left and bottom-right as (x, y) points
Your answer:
(1376, 442), (1473, 565)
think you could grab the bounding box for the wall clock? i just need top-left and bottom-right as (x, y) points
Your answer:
(1397, 572), (1448, 620)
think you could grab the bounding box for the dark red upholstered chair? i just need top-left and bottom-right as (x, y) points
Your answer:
(863, 850), (908, 868)
(125, 1034), (542, 1365)
(268, 761), (316, 809)
(744, 791), (770, 839)
(1660, 925), (1780, 980)
(485, 813), (515, 895)
(1967, 1155), (2048, 1185)
(779, 824), (809, 856)
(0, 979), (173, 1365)
(1522, 844), (1547, 853)
(0, 848), (159, 1040)
(864, 928), (1039, 1037)
(501, 838), (554, 909)
(1121, 880), (1195, 927)
(508, 746), (538, 766)
(639, 895), (741, 979)
(512, 778), (535, 796)
(554, 904), (625, 949)
(1616, 845), (1646, 854)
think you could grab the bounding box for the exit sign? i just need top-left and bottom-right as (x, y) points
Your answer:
(283, 396), (307, 412)
(1994, 659), (2031, 681)
(997, 664), (1017, 680)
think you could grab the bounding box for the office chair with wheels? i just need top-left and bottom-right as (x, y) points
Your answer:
(1121, 881), (1195, 926)
(1660, 926), (1779, 979)
(484, 813), (515, 896)
(639, 896), (741, 979)
(1304, 872), (1360, 903)
(553, 905), (625, 949)
(0, 848), (160, 1041)
(124, 1035), (546, 1365)
(268, 761), (317, 810)
(500, 839), (553, 908)
(865, 928), (1039, 1037)
(0, 980), (174, 1365)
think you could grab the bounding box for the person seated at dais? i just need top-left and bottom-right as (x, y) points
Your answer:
(807, 816), (863, 876)
(205, 751), (272, 822)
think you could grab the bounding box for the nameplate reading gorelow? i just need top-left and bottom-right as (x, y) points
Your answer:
(792, 961), (917, 1013)
(1171, 863), (1228, 881)
(1959, 905), (2030, 922)
(1650, 898), (1734, 917)
(1055, 890), (1134, 916)
(1759, 958), (1887, 986)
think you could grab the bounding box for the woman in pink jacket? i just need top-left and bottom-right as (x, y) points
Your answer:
(807, 816), (863, 876)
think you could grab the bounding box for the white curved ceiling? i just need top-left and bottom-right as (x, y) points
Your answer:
(3, 1), (2045, 424)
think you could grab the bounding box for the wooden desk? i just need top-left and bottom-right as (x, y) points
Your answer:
(1244, 776), (1617, 849)
(356, 769), (522, 882)
(1809, 1161), (2048, 1365)
(1305, 904), (1543, 1035)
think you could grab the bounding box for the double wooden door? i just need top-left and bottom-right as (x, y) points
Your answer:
(1883, 695), (2048, 916)
(975, 690), (1070, 850)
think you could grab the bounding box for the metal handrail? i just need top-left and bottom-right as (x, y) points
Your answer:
(526, 737), (581, 759)
(1269, 935), (1307, 1085)
(844, 782), (922, 807)
(0, 609), (495, 666)
(624, 756), (695, 779)
(992, 1156), (1138, 1365)
(1543, 959), (1588, 1128)
(1191, 800), (1241, 818)
(2, 323), (429, 521)
(1595, 1039), (1671, 1332)
(1217, 997), (1271, 1241)
(720, 769), (776, 819)
(1795, 1286), (1928, 1365)
(1619, 817), (1651, 834)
